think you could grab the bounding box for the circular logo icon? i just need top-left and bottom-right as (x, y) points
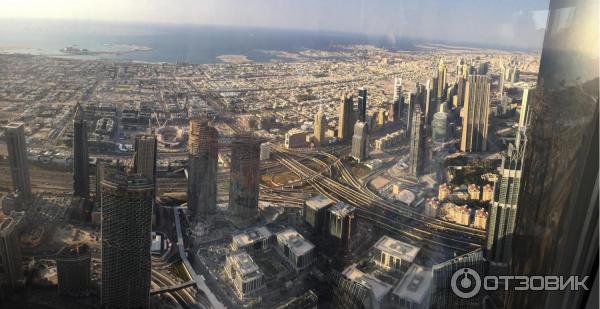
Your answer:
(451, 268), (481, 298)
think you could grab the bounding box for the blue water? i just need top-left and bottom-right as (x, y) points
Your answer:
(0, 19), (419, 64)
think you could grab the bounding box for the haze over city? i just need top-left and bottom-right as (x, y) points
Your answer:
(1, 0), (550, 49)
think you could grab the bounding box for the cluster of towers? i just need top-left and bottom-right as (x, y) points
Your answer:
(1, 101), (264, 306)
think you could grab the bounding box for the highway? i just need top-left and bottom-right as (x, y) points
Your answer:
(271, 146), (485, 254)
(173, 207), (226, 309)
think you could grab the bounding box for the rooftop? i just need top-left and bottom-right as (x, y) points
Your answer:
(305, 195), (335, 211)
(228, 251), (262, 278)
(392, 264), (432, 304)
(5, 122), (25, 129)
(329, 202), (356, 218)
(373, 236), (420, 263)
(276, 228), (315, 256)
(343, 265), (392, 302)
(232, 226), (272, 247)
(58, 243), (91, 258)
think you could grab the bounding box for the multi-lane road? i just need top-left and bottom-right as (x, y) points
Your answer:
(271, 146), (485, 257)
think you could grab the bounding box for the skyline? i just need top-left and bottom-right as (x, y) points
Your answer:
(1, 0), (550, 49)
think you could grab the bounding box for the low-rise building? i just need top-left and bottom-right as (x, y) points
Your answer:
(372, 236), (420, 272)
(390, 264), (432, 309)
(438, 184), (451, 201)
(424, 198), (440, 218)
(285, 129), (307, 149)
(276, 228), (315, 272)
(467, 184), (481, 200)
(481, 184), (493, 202)
(342, 264), (393, 309)
(442, 203), (471, 226)
(374, 130), (404, 150)
(472, 208), (488, 230)
(224, 252), (264, 300)
(231, 226), (273, 253)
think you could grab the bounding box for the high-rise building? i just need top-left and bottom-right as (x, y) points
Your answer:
(456, 76), (466, 108)
(229, 133), (261, 228)
(100, 173), (154, 309)
(4, 122), (31, 198)
(432, 110), (449, 143)
(328, 202), (356, 252)
(460, 75), (491, 152)
(431, 249), (484, 309)
(357, 88), (367, 123)
(408, 106), (426, 177)
(424, 79), (434, 125)
(187, 114), (219, 221)
(393, 76), (402, 103)
(314, 106), (326, 145)
(337, 94), (354, 142)
(57, 243), (91, 297)
(485, 143), (524, 264)
(351, 121), (368, 162)
(0, 211), (25, 289)
(436, 59), (447, 100)
(406, 92), (416, 134)
(506, 0), (598, 308)
(73, 103), (90, 200)
(133, 134), (157, 185)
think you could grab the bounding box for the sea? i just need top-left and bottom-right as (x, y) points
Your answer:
(0, 18), (421, 64)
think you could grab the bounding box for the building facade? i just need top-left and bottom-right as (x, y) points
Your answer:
(100, 173), (154, 309)
(408, 106), (426, 178)
(0, 211), (25, 289)
(460, 75), (491, 152)
(57, 243), (91, 297)
(224, 252), (264, 300)
(351, 121), (369, 162)
(187, 114), (219, 221)
(314, 107), (326, 145)
(4, 122), (31, 199)
(229, 133), (261, 227)
(276, 228), (315, 272)
(338, 94), (355, 142)
(73, 103), (90, 200)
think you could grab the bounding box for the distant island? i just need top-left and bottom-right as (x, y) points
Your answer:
(60, 44), (152, 56)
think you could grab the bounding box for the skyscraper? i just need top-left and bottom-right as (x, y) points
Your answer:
(357, 88), (367, 123)
(314, 106), (326, 145)
(351, 121), (368, 162)
(485, 143), (524, 264)
(100, 173), (154, 309)
(133, 134), (157, 185)
(337, 94), (354, 142)
(0, 211), (25, 289)
(431, 110), (449, 143)
(460, 75), (491, 152)
(229, 133), (261, 228)
(507, 0), (598, 308)
(406, 92), (416, 135)
(424, 79), (434, 125)
(390, 77), (403, 124)
(408, 106), (426, 177)
(4, 122), (31, 198)
(187, 114), (219, 221)
(436, 59), (447, 100)
(393, 76), (402, 103)
(73, 102), (90, 200)
(57, 243), (91, 297)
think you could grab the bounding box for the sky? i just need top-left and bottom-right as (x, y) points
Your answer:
(1, 0), (550, 49)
